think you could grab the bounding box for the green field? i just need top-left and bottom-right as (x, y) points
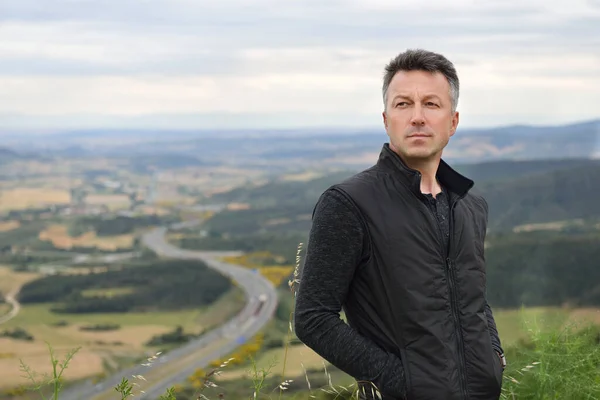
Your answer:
(3, 287), (245, 331)
(0, 303), (10, 318)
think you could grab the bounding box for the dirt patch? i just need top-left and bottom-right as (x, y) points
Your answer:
(0, 188), (70, 211)
(38, 224), (134, 251)
(60, 324), (172, 349)
(85, 194), (130, 206)
(0, 221), (20, 232)
(227, 202), (251, 211)
(0, 267), (41, 297)
(0, 340), (104, 389)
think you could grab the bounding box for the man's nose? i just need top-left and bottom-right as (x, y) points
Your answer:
(410, 105), (425, 126)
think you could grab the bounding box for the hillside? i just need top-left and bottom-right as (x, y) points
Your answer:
(474, 162), (600, 231)
(455, 158), (600, 184)
(485, 231), (600, 308)
(0, 147), (21, 165)
(203, 158), (600, 235)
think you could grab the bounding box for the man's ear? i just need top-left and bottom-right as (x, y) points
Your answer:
(450, 111), (459, 137)
(382, 111), (388, 130)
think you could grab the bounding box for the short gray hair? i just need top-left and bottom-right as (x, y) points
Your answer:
(382, 49), (459, 113)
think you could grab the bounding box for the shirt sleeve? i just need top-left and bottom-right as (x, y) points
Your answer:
(293, 188), (406, 398)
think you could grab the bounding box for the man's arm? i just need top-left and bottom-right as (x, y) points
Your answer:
(294, 188), (406, 398)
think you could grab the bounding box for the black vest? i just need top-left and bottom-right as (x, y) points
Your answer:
(334, 144), (502, 400)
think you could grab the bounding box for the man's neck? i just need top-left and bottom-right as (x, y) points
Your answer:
(403, 157), (442, 196)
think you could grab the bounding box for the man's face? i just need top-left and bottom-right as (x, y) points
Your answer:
(382, 70), (459, 163)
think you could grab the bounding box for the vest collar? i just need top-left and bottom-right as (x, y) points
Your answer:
(377, 143), (474, 199)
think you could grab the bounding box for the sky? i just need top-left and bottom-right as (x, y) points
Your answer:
(0, 0), (599, 131)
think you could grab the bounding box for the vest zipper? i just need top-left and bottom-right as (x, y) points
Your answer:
(424, 195), (469, 400)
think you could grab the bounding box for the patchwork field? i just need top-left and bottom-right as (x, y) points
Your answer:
(0, 188), (71, 211)
(0, 264), (246, 390)
(38, 224), (134, 251)
(85, 194), (131, 209)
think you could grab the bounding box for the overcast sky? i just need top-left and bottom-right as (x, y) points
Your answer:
(1, 0), (599, 131)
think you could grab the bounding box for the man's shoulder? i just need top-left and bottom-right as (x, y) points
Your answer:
(331, 165), (384, 195)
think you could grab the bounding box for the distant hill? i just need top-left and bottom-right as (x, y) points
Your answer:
(455, 158), (600, 184)
(204, 171), (354, 235)
(204, 158), (600, 235)
(126, 153), (212, 173)
(0, 147), (22, 164)
(6, 119), (600, 167)
(475, 161), (600, 232)
(485, 230), (600, 308)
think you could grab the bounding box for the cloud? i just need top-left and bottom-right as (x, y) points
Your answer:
(0, 0), (598, 129)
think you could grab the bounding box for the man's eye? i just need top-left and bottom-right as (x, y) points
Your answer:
(396, 102), (408, 107)
(426, 102), (439, 107)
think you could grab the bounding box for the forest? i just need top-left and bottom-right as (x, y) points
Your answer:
(17, 259), (232, 313)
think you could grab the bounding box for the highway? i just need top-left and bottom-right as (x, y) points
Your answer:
(60, 223), (279, 400)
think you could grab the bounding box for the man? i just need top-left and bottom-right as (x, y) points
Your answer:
(294, 49), (505, 400)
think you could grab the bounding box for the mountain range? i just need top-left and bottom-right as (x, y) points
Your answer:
(0, 119), (598, 167)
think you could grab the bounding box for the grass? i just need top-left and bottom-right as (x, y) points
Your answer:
(216, 344), (331, 381)
(0, 303), (10, 318)
(493, 306), (572, 347)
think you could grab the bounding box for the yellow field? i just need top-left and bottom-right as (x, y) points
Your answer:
(38, 224), (134, 251)
(0, 188), (70, 211)
(0, 267), (41, 298)
(85, 194), (130, 206)
(219, 252), (294, 286)
(80, 287), (136, 298)
(0, 221), (20, 232)
(0, 340), (105, 389)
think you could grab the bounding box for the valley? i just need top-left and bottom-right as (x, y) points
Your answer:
(0, 121), (599, 398)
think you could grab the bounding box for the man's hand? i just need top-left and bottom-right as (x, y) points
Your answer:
(496, 351), (507, 370)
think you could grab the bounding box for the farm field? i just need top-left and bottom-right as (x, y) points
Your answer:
(0, 188), (71, 211)
(0, 265), (246, 391)
(38, 224), (135, 251)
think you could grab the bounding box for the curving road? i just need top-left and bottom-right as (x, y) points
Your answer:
(0, 288), (20, 324)
(60, 223), (279, 400)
